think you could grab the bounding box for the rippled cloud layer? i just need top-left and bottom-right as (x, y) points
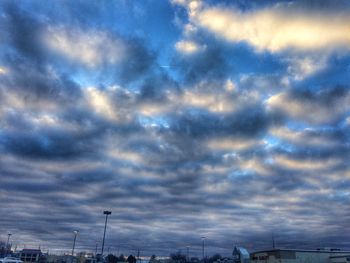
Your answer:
(0, 0), (349, 256)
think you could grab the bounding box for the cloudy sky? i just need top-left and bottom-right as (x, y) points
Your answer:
(1, 0), (350, 257)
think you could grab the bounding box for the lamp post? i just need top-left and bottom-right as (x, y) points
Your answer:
(201, 237), (206, 262)
(186, 246), (190, 262)
(72, 230), (79, 256)
(101, 211), (112, 257)
(6, 233), (12, 255)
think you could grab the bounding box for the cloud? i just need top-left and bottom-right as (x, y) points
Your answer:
(0, 127), (103, 160)
(206, 138), (260, 151)
(171, 46), (229, 84)
(269, 126), (344, 148)
(1, 0), (350, 255)
(0, 58), (82, 122)
(0, 67), (8, 74)
(175, 40), (202, 54)
(273, 155), (341, 171)
(165, 104), (271, 141)
(181, 89), (235, 113)
(44, 26), (126, 67)
(84, 86), (124, 121)
(267, 86), (350, 125)
(193, 4), (350, 52)
(2, 3), (46, 61)
(118, 38), (157, 83)
(171, 0), (203, 17)
(285, 55), (328, 81)
(43, 26), (157, 84)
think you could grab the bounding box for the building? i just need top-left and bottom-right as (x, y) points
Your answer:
(19, 250), (42, 263)
(233, 247), (250, 263)
(330, 255), (350, 263)
(250, 248), (350, 263)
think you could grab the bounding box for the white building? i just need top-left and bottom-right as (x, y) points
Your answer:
(250, 248), (350, 263)
(329, 255), (350, 263)
(233, 247), (250, 263)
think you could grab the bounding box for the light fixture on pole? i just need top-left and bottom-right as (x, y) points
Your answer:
(72, 230), (79, 256)
(101, 211), (112, 257)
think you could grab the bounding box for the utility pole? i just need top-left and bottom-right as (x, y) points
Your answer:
(201, 237), (206, 262)
(101, 211), (112, 257)
(72, 230), (79, 256)
(6, 233), (12, 255)
(186, 246), (190, 262)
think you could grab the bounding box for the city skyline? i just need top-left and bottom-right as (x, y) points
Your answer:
(0, 0), (350, 256)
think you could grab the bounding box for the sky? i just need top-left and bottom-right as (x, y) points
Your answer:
(0, 0), (350, 257)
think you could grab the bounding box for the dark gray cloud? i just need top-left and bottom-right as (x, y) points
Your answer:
(1, 129), (99, 159)
(119, 38), (157, 84)
(2, 3), (46, 61)
(167, 105), (269, 138)
(2, 55), (81, 103)
(172, 46), (229, 85)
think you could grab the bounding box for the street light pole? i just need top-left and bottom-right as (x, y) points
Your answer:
(6, 233), (12, 255)
(201, 237), (206, 262)
(72, 230), (79, 256)
(186, 246), (190, 262)
(101, 210), (112, 257)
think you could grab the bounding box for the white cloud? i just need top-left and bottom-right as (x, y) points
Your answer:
(44, 26), (126, 67)
(206, 137), (259, 151)
(192, 6), (350, 52)
(83, 85), (136, 122)
(183, 23), (197, 36)
(86, 87), (114, 116)
(0, 67), (8, 75)
(346, 116), (350, 126)
(286, 56), (328, 81)
(137, 81), (246, 115)
(175, 40), (202, 54)
(107, 149), (144, 164)
(172, 0), (203, 17)
(172, 1), (204, 55)
(238, 157), (271, 176)
(181, 89), (235, 112)
(225, 79), (236, 92)
(270, 127), (339, 147)
(84, 87), (124, 121)
(171, 0), (187, 5)
(266, 91), (350, 125)
(274, 155), (340, 171)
